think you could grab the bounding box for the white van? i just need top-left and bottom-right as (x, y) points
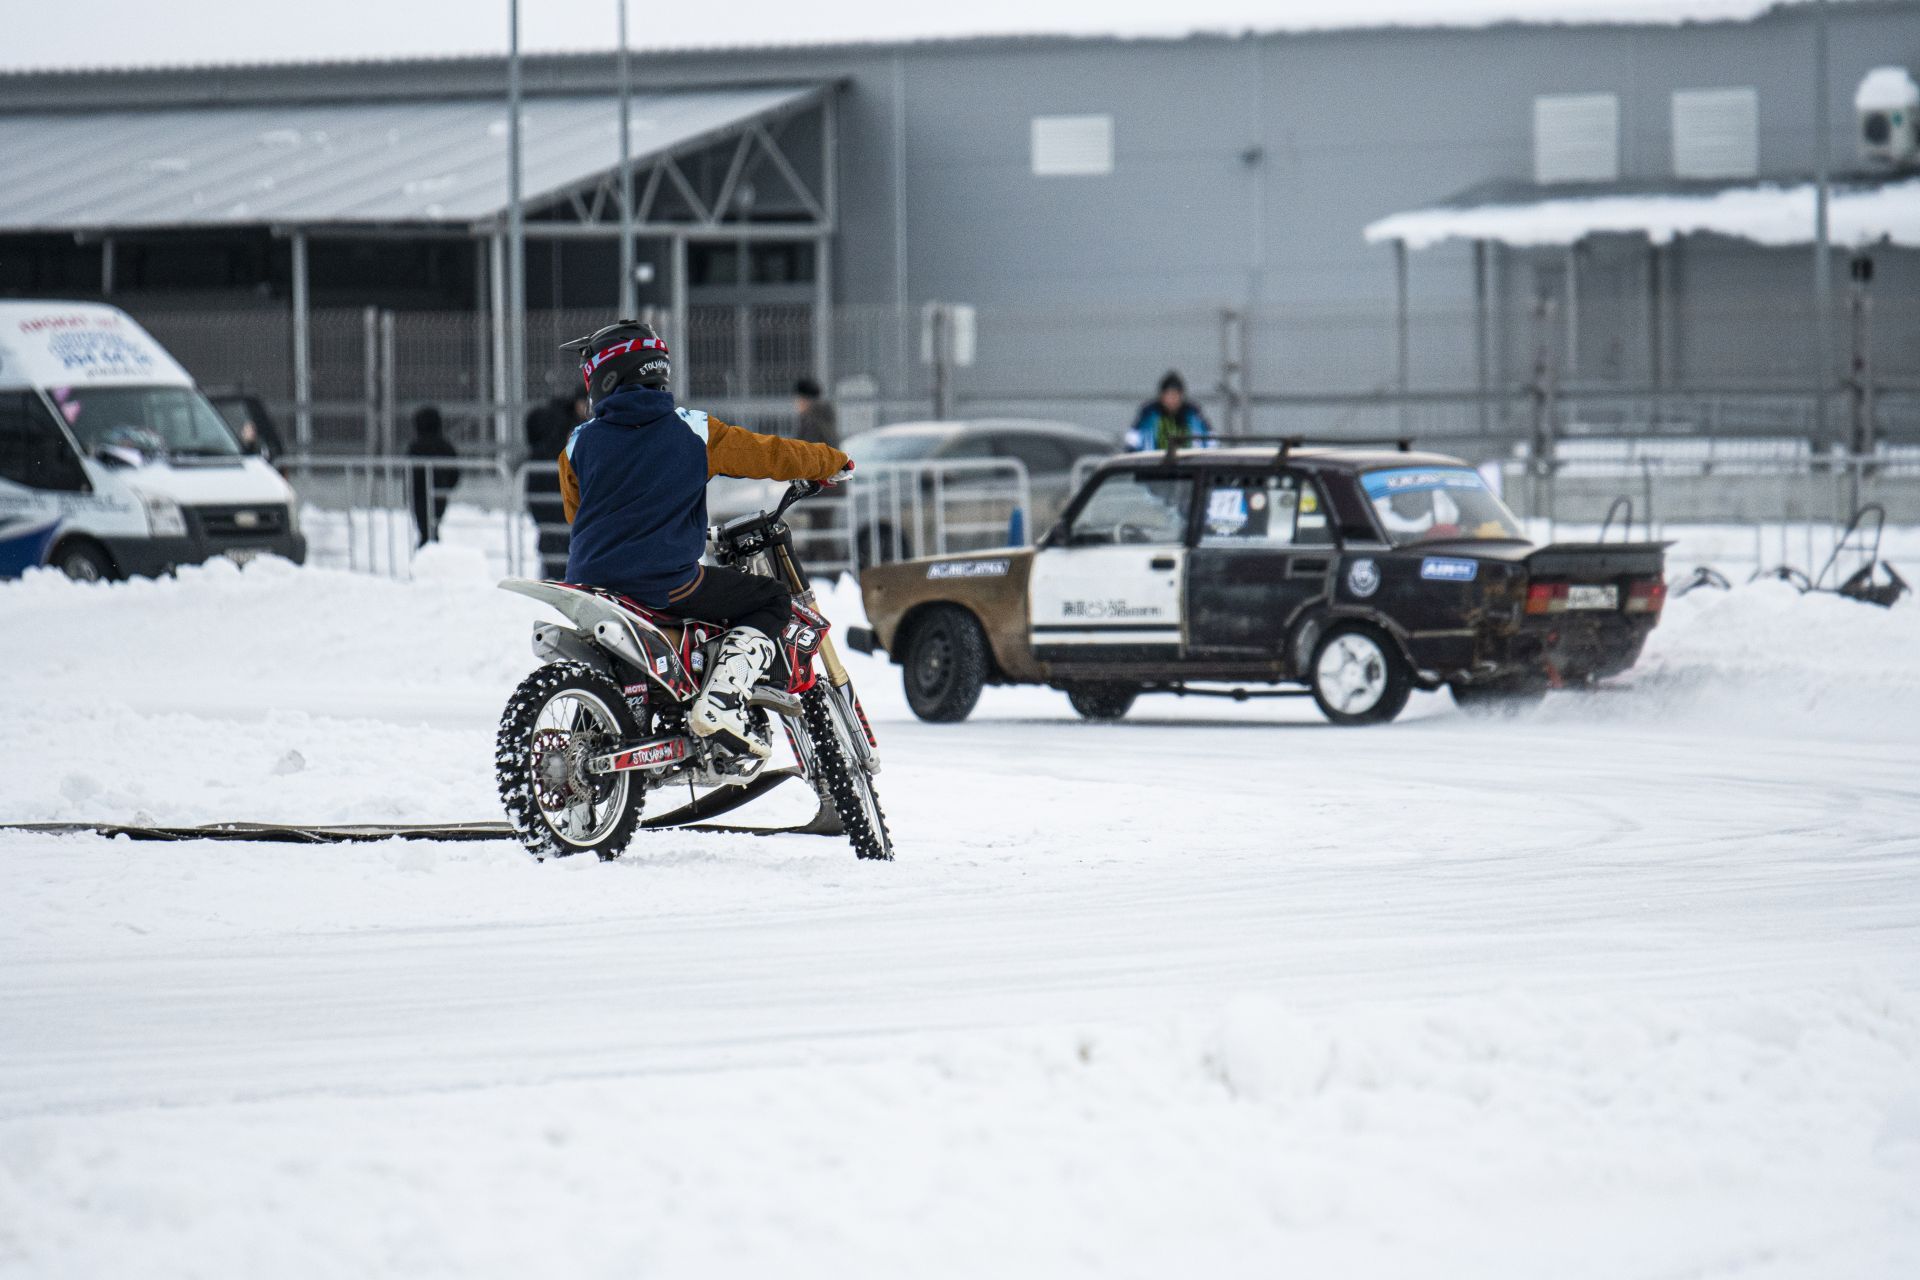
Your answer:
(0, 301), (305, 581)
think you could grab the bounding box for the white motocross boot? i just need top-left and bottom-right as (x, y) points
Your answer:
(689, 627), (776, 759)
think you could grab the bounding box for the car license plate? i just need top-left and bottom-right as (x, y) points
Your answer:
(1566, 584), (1617, 610)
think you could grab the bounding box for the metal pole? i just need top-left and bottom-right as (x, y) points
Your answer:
(1393, 238), (1409, 436)
(1813, 0), (1833, 448)
(490, 232), (509, 449)
(473, 236), (492, 446)
(506, 0), (527, 447)
(291, 230), (313, 452)
(100, 237), (115, 296)
(1473, 239), (1490, 437)
(813, 92), (837, 394)
(616, 0), (636, 318)
(362, 305), (379, 456)
(670, 233), (689, 394)
(1564, 243), (1579, 383)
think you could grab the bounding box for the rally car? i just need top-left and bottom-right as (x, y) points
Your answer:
(847, 439), (1668, 724)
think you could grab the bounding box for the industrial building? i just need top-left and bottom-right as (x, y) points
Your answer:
(0, 0), (1914, 457)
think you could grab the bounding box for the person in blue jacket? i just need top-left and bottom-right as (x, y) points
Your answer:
(1127, 371), (1213, 451)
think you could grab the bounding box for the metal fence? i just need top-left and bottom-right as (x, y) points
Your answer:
(115, 292), (1920, 466)
(284, 454), (1038, 583)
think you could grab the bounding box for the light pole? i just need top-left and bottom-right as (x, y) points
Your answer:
(506, 0), (527, 443)
(1813, 0), (1833, 449)
(617, 0), (637, 318)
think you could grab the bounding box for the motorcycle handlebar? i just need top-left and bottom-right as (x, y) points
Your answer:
(774, 478), (825, 521)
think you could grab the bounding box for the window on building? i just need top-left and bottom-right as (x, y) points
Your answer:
(1672, 87), (1759, 179)
(1031, 115), (1114, 177)
(1534, 93), (1620, 184)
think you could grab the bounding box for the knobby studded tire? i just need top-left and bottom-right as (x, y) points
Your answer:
(496, 661), (645, 862)
(801, 685), (894, 861)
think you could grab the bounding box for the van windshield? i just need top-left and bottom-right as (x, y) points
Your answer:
(1360, 466), (1525, 546)
(51, 385), (242, 459)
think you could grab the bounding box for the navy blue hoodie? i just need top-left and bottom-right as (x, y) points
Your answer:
(558, 386), (848, 604)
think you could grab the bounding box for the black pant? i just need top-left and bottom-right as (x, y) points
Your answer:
(655, 565), (790, 638)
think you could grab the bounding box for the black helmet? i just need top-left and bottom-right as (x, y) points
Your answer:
(560, 319), (670, 408)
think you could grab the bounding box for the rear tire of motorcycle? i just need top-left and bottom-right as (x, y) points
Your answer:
(802, 685), (894, 861)
(901, 605), (988, 723)
(495, 662), (645, 862)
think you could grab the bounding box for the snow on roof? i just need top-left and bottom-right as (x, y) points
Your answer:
(1855, 66), (1920, 113)
(1364, 176), (1920, 250)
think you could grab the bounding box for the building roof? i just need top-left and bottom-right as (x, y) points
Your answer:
(0, 85), (820, 233)
(1364, 172), (1920, 251)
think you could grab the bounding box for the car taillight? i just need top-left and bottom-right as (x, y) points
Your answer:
(1525, 582), (1568, 615)
(1625, 580), (1666, 614)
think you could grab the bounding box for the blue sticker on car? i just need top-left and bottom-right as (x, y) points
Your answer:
(1420, 556), (1478, 582)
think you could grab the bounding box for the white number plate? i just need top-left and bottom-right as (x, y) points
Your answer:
(1566, 584), (1618, 610)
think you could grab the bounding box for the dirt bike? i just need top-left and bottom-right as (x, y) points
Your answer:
(494, 479), (892, 862)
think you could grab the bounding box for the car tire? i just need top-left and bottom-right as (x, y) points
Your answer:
(54, 538), (120, 584)
(1310, 624), (1412, 726)
(1066, 684), (1138, 722)
(901, 605), (989, 723)
(1450, 681), (1548, 718)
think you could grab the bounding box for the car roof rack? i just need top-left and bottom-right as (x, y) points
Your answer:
(1162, 433), (1415, 462)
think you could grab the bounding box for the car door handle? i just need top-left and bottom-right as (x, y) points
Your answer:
(1289, 557), (1331, 578)
(1151, 556), (1177, 570)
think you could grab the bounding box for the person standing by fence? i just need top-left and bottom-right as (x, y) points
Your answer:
(524, 393), (589, 578)
(792, 378), (840, 449)
(1127, 371), (1213, 451)
(405, 405), (459, 545)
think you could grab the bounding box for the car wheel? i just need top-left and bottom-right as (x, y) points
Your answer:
(1066, 684), (1138, 721)
(1310, 624), (1412, 725)
(1450, 681), (1548, 718)
(901, 605), (988, 723)
(55, 539), (119, 584)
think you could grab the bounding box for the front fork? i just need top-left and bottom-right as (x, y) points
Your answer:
(774, 544), (879, 770)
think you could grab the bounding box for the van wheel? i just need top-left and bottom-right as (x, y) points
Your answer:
(1310, 624), (1412, 725)
(54, 539), (119, 583)
(901, 606), (988, 722)
(1066, 684), (1137, 721)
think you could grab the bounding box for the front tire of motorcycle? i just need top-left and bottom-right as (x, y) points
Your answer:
(496, 661), (645, 862)
(801, 685), (894, 861)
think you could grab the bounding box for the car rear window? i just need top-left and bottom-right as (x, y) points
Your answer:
(1361, 466), (1524, 547)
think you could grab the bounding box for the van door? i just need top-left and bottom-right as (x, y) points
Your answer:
(1027, 469), (1194, 663)
(0, 391), (92, 575)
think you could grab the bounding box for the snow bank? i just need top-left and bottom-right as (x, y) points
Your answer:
(1627, 579), (1920, 736)
(1364, 178), (1920, 250)
(2, 988), (1913, 1279)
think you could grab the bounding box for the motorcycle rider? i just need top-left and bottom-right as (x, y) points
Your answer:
(556, 320), (851, 758)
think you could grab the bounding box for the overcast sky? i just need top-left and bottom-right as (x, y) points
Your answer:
(3, 0), (1789, 72)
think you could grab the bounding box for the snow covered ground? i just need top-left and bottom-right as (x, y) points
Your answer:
(2, 550), (1918, 1278)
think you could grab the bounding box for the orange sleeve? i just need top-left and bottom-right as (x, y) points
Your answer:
(705, 418), (849, 483)
(558, 449), (580, 523)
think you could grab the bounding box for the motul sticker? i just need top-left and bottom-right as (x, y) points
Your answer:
(928, 559), (1010, 579)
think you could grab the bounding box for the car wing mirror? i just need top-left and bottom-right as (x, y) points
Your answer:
(1038, 520), (1067, 550)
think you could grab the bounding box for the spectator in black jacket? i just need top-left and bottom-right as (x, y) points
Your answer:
(406, 406), (459, 545)
(524, 393), (590, 578)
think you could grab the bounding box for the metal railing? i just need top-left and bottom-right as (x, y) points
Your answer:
(281, 454), (1037, 584)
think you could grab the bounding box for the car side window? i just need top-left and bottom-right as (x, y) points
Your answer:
(1198, 473), (1332, 547)
(0, 392), (89, 493)
(1065, 472), (1193, 546)
(992, 433), (1072, 476)
(937, 434), (994, 461)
